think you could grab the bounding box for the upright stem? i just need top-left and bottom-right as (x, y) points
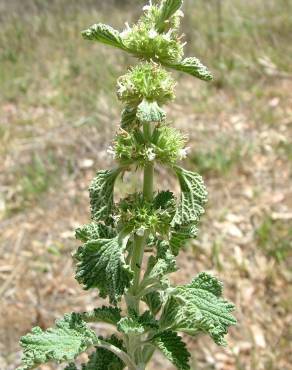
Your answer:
(143, 161), (154, 202)
(143, 123), (154, 202)
(131, 234), (146, 297)
(128, 123), (154, 314)
(126, 122), (154, 370)
(98, 340), (137, 370)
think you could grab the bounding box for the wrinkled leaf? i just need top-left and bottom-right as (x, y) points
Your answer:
(75, 222), (116, 243)
(117, 317), (145, 335)
(172, 166), (208, 226)
(151, 331), (190, 370)
(18, 313), (97, 370)
(89, 168), (121, 222)
(75, 236), (133, 304)
(82, 23), (124, 50)
(169, 224), (198, 255)
(160, 273), (237, 345)
(81, 306), (122, 325)
(167, 57), (213, 81)
(142, 252), (177, 289)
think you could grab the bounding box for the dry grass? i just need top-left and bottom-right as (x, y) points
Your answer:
(0, 0), (291, 369)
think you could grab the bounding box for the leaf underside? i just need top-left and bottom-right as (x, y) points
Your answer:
(137, 99), (166, 123)
(18, 313), (97, 370)
(167, 57), (213, 81)
(82, 23), (124, 50)
(160, 273), (237, 345)
(117, 317), (145, 335)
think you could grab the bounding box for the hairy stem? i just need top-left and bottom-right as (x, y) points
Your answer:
(98, 340), (137, 370)
(129, 122), (154, 310)
(143, 123), (154, 202)
(126, 123), (154, 368)
(131, 234), (147, 299)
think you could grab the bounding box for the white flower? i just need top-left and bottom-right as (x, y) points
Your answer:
(176, 10), (184, 17)
(136, 226), (146, 237)
(117, 82), (127, 95)
(162, 29), (174, 42)
(179, 147), (190, 159)
(107, 146), (116, 159)
(143, 0), (152, 11)
(162, 34), (171, 42)
(145, 147), (156, 161)
(148, 29), (158, 39)
(120, 22), (132, 39)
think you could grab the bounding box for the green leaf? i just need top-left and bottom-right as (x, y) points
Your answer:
(140, 240), (177, 295)
(19, 313), (98, 370)
(156, 0), (184, 32)
(138, 310), (159, 330)
(142, 251), (177, 290)
(151, 331), (191, 370)
(160, 273), (237, 346)
(81, 306), (122, 325)
(75, 235), (133, 304)
(117, 317), (145, 335)
(153, 190), (175, 210)
(172, 166), (208, 226)
(82, 335), (125, 370)
(136, 99), (166, 123)
(167, 57), (213, 81)
(121, 106), (137, 130)
(117, 310), (159, 335)
(169, 224), (198, 255)
(190, 272), (223, 297)
(75, 223), (116, 242)
(142, 291), (163, 315)
(89, 168), (121, 222)
(82, 23), (124, 50)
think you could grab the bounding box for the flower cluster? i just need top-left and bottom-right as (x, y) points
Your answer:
(117, 191), (176, 236)
(142, 0), (184, 34)
(117, 62), (175, 107)
(121, 1), (185, 63)
(152, 125), (189, 163)
(111, 125), (188, 167)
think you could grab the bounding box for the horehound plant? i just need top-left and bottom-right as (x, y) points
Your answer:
(18, 1), (236, 369)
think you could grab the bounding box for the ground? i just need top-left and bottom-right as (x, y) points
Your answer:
(0, 0), (291, 369)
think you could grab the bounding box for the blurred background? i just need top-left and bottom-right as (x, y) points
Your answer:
(0, 0), (291, 369)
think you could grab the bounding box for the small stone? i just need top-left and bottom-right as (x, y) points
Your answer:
(79, 158), (94, 169)
(227, 224), (243, 238)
